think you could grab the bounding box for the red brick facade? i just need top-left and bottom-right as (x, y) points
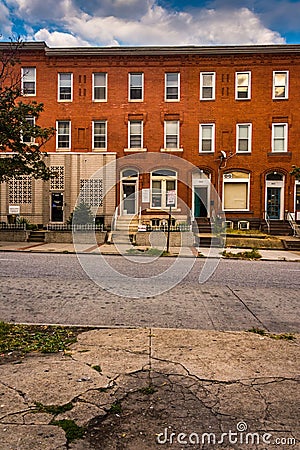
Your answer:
(1, 43), (300, 228)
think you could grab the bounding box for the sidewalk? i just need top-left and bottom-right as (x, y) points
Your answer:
(0, 327), (299, 449)
(0, 240), (300, 261)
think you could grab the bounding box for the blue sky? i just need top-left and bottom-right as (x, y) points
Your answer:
(1, 0), (300, 47)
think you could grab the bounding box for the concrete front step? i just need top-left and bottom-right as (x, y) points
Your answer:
(282, 239), (300, 250)
(28, 231), (46, 242)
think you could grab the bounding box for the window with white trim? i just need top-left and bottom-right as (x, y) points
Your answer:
(21, 67), (36, 95)
(151, 169), (177, 209)
(93, 73), (107, 101)
(93, 121), (107, 150)
(200, 72), (215, 100)
(21, 117), (35, 144)
(58, 73), (72, 101)
(236, 123), (252, 153)
(199, 124), (215, 153)
(165, 73), (180, 101)
(235, 72), (251, 99)
(272, 123), (288, 152)
(129, 120), (143, 148)
(223, 171), (250, 211)
(129, 73), (143, 101)
(273, 71), (288, 99)
(56, 121), (71, 149)
(164, 121), (179, 149)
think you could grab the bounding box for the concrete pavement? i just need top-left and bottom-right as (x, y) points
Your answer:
(0, 327), (299, 449)
(0, 240), (300, 261)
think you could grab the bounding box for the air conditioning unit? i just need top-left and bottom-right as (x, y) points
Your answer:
(225, 220), (234, 229)
(238, 220), (250, 230)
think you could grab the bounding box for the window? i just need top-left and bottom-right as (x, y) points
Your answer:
(56, 121), (71, 149)
(199, 124), (215, 153)
(236, 123), (252, 153)
(21, 117), (35, 144)
(272, 123), (288, 152)
(93, 73), (107, 101)
(58, 73), (72, 101)
(165, 121), (179, 149)
(129, 120), (143, 148)
(200, 72), (215, 100)
(273, 71), (288, 99)
(151, 169), (177, 209)
(223, 171), (250, 211)
(93, 121), (107, 150)
(235, 72), (251, 99)
(165, 73), (180, 101)
(129, 73), (143, 100)
(21, 67), (36, 95)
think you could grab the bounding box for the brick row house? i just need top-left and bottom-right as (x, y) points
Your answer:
(0, 42), (300, 232)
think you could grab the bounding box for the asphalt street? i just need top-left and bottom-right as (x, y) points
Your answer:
(0, 252), (299, 332)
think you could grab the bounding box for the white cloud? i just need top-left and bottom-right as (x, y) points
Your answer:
(4, 0), (285, 46)
(0, 1), (13, 38)
(32, 29), (90, 47)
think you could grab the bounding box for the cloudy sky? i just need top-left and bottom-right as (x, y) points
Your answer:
(0, 0), (300, 47)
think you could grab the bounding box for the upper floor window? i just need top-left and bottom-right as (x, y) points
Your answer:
(165, 73), (180, 101)
(200, 72), (215, 100)
(129, 120), (143, 149)
(58, 73), (72, 101)
(21, 117), (35, 145)
(93, 121), (107, 150)
(93, 73), (107, 101)
(56, 121), (71, 150)
(235, 71), (251, 100)
(199, 124), (215, 153)
(273, 71), (289, 99)
(164, 121), (179, 149)
(129, 73), (143, 101)
(21, 67), (36, 95)
(236, 123), (252, 153)
(272, 123), (288, 152)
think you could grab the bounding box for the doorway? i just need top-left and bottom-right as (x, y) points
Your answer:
(266, 187), (281, 219)
(122, 182), (136, 215)
(194, 186), (208, 218)
(51, 193), (64, 222)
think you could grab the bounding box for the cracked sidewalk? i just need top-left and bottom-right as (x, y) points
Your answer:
(0, 328), (299, 449)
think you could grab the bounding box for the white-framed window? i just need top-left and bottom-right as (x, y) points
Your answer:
(21, 67), (36, 95)
(56, 121), (71, 150)
(165, 72), (180, 101)
(199, 124), (215, 153)
(129, 73), (143, 101)
(235, 71), (251, 100)
(93, 73), (107, 101)
(92, 121), (107, 150)
(58, 73), (72, 101)
(236, 123), (252, 153)
(200, 72), (215, 100)
(223, 171), (250, 211)
(272, 123), (288, 152)
(129, 120), (143, 149)
(164, 121), (179, 149)
(151, 169), (177, 209)
(273, 71), (289, 99)
(21, 116), (35, 144)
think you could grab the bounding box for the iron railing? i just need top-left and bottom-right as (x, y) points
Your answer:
(47, 224), (104, 231)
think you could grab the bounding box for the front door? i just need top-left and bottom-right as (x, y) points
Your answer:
(194, 187), (208, 218)
(51, 193), (64, 222)
(267, 187), (281, 219)
(122, 182), (136, 215)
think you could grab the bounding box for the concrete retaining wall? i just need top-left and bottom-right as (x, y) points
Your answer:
(135, 231), (195, 247)
(44, 231), (107, 244)
(0, 231), (29, 241)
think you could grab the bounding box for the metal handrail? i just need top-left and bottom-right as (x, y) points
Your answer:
(263, 211), (270, 234)
(286, 212), (300, 237)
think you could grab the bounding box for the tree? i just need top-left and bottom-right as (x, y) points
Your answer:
(0, 40), (54, 182)
(67, 203), (94, 225)
(290, 165), (300, 181)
